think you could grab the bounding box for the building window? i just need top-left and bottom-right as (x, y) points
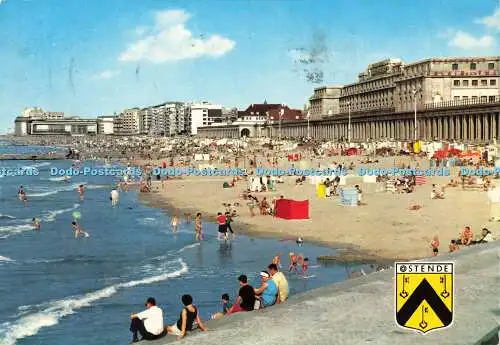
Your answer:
(462, 80), (469, 86)
(481, 96), (487, 102)
(481, 80), (487, 86)
(472, 80), (478, 86)
(472, 96), (478, 101)
(453, 80), (460, 86)
(488, 63), (495, 70)
(462, 96), (468, 100)
(452, 63), (458, 70)
(489, 96), (496, 102)
(490, 79), (497, 86)
(470, 63), (476, 70)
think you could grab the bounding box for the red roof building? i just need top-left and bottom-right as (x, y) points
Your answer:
(238, 102), (304, 121)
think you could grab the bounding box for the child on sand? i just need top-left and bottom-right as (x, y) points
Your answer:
(460, 226), (473, 246)
(449, 239), (459, 252)
(431, 235), (439, 256)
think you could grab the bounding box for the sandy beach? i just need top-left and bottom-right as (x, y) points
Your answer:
(137, 154), (498, 262)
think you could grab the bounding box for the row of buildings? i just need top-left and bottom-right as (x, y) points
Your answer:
(14, 56), (500, 141)
(14, 102), (304, 136)
(309, 56), (499, 119)
(15, 102), (227, 136)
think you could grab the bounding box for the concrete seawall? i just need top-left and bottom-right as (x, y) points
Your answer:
(138, 242), (499, 345)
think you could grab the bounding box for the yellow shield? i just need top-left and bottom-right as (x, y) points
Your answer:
(395, 262), (454, 333)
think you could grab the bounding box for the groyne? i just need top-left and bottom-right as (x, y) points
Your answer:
(139, 241), (499, 345)
(0, 153), (67, 160)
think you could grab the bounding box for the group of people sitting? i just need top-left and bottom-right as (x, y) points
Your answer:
(457, 226), (494, 246)
(431, 226), (496, 256)
(212, 263), (290, 318)
(129, 295), (207, 343)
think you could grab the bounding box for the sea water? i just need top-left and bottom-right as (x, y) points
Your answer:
(0, 146), (367, 345)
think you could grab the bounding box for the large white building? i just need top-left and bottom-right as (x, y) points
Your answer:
(311, 56), (500, 117)
(114, 108), (140, 135)
(21, 107), (65, 120)
(189, 102), (223, 135)
(97, 116), (115, 135)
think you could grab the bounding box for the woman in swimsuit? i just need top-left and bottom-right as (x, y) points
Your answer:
(194, 213), (202, 241)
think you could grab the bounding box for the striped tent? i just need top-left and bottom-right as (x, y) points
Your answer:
(415, 175), (427, 185)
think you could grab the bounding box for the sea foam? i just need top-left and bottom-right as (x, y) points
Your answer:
(0, 259), (188, 345)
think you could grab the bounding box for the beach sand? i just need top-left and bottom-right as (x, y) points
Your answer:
(137, 155), (499, 262)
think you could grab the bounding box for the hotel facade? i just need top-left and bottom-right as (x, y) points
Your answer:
(199, 56), (500, 142)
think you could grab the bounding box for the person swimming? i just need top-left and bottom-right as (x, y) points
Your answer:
(296, 235), (303, 247)
(71, 221), (89, 238)
(32, 217), (40, 231)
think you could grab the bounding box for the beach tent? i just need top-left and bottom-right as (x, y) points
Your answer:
(346, 147), (358, 156)
(274, 199), (309, 220)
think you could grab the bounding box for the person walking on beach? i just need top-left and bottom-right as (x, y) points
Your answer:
(130, 297), (165, 343)
(32, 217), (41, 231)
(171, 214), (179, 233)
(194, 213), (202, 241)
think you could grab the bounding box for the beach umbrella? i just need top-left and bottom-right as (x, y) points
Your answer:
(72, 211), (81, 220)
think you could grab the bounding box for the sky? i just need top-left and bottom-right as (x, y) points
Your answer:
(0, 0), (499, 131)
